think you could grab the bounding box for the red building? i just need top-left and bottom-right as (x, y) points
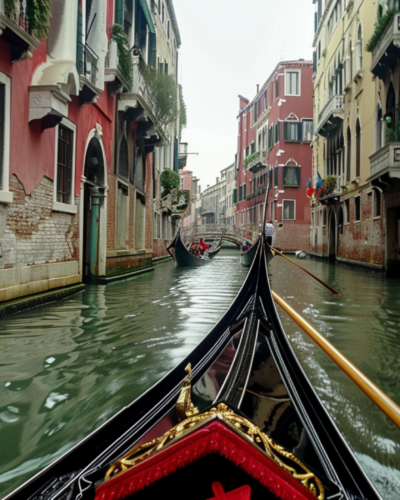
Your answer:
(236, 60), (313, 251)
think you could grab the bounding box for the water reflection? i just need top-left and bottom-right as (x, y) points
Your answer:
(0, 251), (399, 497)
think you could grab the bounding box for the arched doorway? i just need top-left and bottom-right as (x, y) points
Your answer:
(83, 135), (107, 281)
(328, 210), (336, 262)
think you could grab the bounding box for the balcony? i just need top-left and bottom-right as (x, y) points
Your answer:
(245, 150), (268, 173)
(78, 43), (101, 105)
(370, 12), (400, 79)
(105, 39), (130, 94)
(316, 94), (344, 137)
(0, 1), (40, 62)
(368, 143), (400, 182)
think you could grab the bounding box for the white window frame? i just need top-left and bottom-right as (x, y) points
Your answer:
(282, 199), (296, 220)
(0, 72), (13, 204)
(284, 69), (301, 96)
(53, 118), (77, 214)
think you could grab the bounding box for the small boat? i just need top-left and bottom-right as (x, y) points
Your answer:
(167, 229), (210, 267)
(240, 240), (258, 267)
(208, 237), (223, 258)
(6, 233), (382, 500)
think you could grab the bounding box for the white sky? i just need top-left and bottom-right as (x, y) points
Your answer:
(173, 0), (315, 189)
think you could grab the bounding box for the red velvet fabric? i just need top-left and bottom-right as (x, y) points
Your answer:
(206, 482), (251, 500)
(95, 421), (317, 500)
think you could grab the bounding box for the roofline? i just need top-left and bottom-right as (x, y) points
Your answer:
(165, 0), (182, 48)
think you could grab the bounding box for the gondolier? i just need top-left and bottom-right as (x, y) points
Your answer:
(265, 220), (275, 246)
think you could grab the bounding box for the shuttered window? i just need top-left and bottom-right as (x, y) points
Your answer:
(284, 121), (301, 141)
(274, 166), (279, 187)
(57, 125), (74, 204)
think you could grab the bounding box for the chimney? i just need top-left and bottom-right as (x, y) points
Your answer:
(256, 84), (259, 93)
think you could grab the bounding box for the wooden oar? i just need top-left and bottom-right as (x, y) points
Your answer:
(272, 291), (400, 430)
(269, 245), (340, 296)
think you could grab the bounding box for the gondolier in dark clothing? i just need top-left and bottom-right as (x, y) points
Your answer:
(265, 220), (275, 246)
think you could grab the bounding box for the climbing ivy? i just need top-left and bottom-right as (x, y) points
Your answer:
(111, 23), (133, 92)
(5, 0), (51, 40)
(366, 9), (398, 52)
(179, 85), (187, 131)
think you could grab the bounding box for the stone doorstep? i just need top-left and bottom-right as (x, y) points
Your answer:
(0, 283), (85, 318)
(0, 274), (81, 303)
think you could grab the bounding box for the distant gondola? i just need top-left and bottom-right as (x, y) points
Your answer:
(5, 233), (382, 500)
(167, 229), (210, 267)
(208, 237), (222, 258)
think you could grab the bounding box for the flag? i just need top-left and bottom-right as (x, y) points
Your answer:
(306, 178), (315, 198)
(316, 171), (323, 190)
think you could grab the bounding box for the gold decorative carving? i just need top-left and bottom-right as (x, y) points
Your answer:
(176, 363), (200, 420)
(105, 403), (324, 500)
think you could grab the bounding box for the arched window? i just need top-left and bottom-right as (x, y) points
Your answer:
(356, 25), (363, 73)
(346, 126), (351, 182)
(356, 118), (361, 178)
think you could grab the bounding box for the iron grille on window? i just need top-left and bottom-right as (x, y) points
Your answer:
(134, 149), (145, 192)
(57, 125), (73, 204)
(283, 166), (301, 187)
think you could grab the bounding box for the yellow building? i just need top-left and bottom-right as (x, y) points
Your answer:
(311, 0), (385, 271)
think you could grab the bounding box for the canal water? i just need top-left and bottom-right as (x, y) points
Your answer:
(0, 249), (399, 498)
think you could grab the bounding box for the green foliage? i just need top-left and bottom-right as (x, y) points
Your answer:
(160, 168), (180, 195)
(144, 66), (179, 129)
(177, 189), (190, 205)
(316, 175), (336, 199)
(26, 0), (51, 40)
(5, 0), (51, 39)
(244, 151), (260, 167)
(111, 24), (133, 92)
(366, 10), (398, 52)
(179, 85), (187, 131)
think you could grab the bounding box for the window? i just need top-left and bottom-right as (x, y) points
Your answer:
(284, 121), (300, 141)
(354, 196), (361, 221)
(54, 119), (77, 213)
(282, 200), (295, 220)
(283, 165), (301, 187)
(167, 20), (170, 39)
(0, 72), (12, 204)
(322, 208), (327, 226)
(355, 118), (361, 178)
(373, 189), (381, 218)
(346, 126), (351, 182)
(270, 200), (275, 220)
(285, 70), (300, 96)
(275, 77), (279, 99)
(118, 136), (129, 180)
(302, 120), (313, 141)
(275, 122), (280, 143)
(274, 166), (279, 187)
(356, 25), (363, 73)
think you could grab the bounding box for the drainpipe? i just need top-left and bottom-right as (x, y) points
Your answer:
(89, 186), (101, 278)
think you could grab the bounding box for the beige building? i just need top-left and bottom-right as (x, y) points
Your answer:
(219, 163), (236, 225)
(311, 0), (385, 270)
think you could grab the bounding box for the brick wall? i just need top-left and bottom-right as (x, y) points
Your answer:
(274, 221), (310, 252)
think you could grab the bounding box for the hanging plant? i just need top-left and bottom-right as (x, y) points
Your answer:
(143, 66), (179, 129)
(366, 9), (398, 52)
(111, 23), (133, 92)
(5, 0), (19, 21)
(26, 0), (51, 39)
(160, 168), (180, 196)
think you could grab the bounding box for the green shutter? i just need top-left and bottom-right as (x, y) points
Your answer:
(274, 166), (279, 186)
(148, 32), (156, 67)
(76, 6), (83, 75)
(233, 188), (237, 204)
(115, 0), (124, 25)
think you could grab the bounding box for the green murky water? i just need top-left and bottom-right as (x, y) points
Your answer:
(0, 249), (399, 498)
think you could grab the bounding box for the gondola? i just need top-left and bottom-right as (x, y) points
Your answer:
(6, 233), (382, 500)
(167, 229), (210, 267)
(208, 237), (223, 258)
(240, 240), (258, 267)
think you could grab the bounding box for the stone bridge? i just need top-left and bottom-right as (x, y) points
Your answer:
(181, 224), (259, 248)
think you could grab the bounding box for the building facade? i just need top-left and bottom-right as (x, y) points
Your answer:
(0, 0), (183, 306)
(219, 163), (236, 225)
(236, 61), (314, 251)
(311, 0), (386, 270)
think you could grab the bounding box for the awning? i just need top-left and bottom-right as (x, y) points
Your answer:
(139, 0), (155, 33)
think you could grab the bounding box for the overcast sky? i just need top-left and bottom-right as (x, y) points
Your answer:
(173, 0), (315, 189)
